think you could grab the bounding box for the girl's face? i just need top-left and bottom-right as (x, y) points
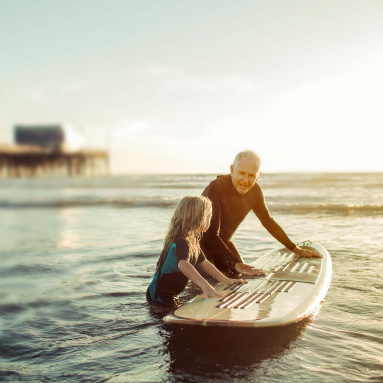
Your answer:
(202, 207), (212, 232)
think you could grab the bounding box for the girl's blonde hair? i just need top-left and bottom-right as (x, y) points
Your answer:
(156, 196), (212, 272)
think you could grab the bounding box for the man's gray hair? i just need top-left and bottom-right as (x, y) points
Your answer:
(233, 150), (261, 169)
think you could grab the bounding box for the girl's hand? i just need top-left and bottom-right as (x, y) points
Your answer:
(202, 286), (226, 298)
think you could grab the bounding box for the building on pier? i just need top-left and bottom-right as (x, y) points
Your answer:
(0, 124), (109, 177)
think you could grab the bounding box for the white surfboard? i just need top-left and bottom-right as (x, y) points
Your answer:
(163, 241), (332, 328)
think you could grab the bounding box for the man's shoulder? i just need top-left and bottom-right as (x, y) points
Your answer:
(246, 182), (264, 205)
(250, 181), (263, 194)
(203, 174), (231, 195)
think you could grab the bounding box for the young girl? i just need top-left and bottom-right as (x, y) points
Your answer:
(147, 195), (246, 307)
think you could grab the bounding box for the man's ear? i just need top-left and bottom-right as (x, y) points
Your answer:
(230, 164), (233, 175)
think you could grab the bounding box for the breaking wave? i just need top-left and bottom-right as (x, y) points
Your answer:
(268, 202), (383, 216)
(1, 198), (382, 215)
(0, 197), (180, 209)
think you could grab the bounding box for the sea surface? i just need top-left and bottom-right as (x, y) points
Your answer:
(0, 173), (382, 383)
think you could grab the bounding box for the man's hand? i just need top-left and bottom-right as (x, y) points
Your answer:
(235, 263), (267, 276)
(293, 245), (322, 258)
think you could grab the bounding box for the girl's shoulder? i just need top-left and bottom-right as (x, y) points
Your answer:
(166, 237), (189, 255)
(172, 237), (190, 258)
(173, 237), (189, 248)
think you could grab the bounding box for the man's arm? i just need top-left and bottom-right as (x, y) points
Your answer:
(252, 186), (321, 258)
(254, 208), (296, 251)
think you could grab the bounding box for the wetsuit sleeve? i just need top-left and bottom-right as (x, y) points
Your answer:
(203, 183), (244, 269)
(251, 185), (296, 251)
(174, 238), (190, 263)
(197, 249), (206, 264)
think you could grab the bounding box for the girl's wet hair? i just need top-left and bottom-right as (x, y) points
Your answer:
(156, 196), (212, 272)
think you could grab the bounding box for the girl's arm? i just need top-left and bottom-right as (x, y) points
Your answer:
(178, 260), (225, 298)
(198, 260), (247, 285)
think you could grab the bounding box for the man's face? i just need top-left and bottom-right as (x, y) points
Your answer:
(230, 158), (260, 194)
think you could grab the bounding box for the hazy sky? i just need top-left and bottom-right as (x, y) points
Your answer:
(1, 0), (382, 173)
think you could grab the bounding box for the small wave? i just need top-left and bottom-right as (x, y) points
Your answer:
(269, 203), (383, 216)
(0, 197), (180, 209)
(1, 198), (382, 215)
(0, 174), (213, 190)
(129, 252), (160, 259)
(103, 292), (140, 298)
(0, 372), (23, 381)
(0, 264), (59, 276)
(0, 303), (25, 314)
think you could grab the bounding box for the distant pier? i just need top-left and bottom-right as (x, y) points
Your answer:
(0, 144), (109, 178)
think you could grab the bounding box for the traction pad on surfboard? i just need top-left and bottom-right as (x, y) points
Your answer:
(216, 251), (322, 310)
(250, 250), (321, 284)
(218, 279), (297, 310)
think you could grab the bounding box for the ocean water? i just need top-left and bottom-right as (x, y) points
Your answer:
(0, 173), (382, 383)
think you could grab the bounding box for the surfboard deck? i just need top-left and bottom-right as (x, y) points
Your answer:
(163, 241), (332, 328)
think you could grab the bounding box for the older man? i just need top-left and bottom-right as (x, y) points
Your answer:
(201, 150), (321, 276)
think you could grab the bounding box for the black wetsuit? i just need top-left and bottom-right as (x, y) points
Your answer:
(201, 175), (295, 273)
(147, 237), (205, 306)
